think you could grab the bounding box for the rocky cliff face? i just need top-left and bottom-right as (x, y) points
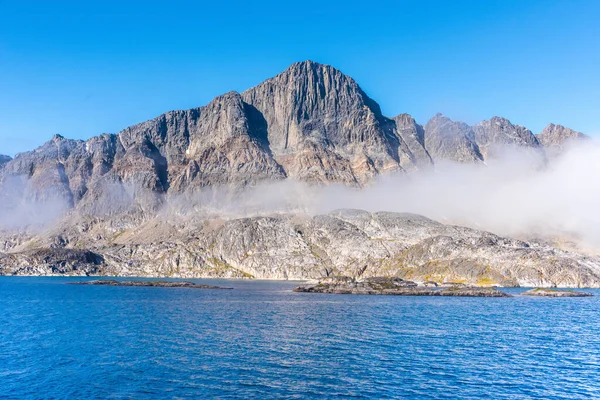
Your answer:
(422, 114), (551, 164)
(241, 61), (421, 183)
(0, 61), (595, 285)
(392, 114), (433, 171)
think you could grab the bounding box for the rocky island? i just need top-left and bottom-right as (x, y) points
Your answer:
(520, 288), (593, 297)
(293, 276), (512, 297)
(69, 280), (232, 289)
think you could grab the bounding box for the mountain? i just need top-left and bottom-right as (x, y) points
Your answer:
(0, 61), (437, 213)
(242, 61), (394, 183)
(0, 61), (589, 208)
(422, 114), (548, 164)
(0, 61), (595, 285)
(1, 93), (289, 213)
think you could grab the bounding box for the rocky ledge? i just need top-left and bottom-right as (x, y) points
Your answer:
(69, 280), (232, 289)
(293, 276), (511, 297)
(520, 288), (593, 297)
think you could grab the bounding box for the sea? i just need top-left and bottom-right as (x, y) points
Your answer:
(1, 277), (599, 399)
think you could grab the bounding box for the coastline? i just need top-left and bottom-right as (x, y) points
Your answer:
(1, 275), (599, 292)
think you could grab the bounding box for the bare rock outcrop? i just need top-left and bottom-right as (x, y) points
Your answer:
(69, 280), (232, 289)
(0, 248), (104, 275)
(392, 114), (433, 171)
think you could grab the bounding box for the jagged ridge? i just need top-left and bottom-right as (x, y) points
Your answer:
(0, 61), (588, 212)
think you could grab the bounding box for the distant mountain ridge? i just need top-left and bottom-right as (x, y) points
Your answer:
(0, 60), (588, 213)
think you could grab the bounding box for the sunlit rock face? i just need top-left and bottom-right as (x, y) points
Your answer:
(241, 60), (420, 184)
(391, 113), (432, 172)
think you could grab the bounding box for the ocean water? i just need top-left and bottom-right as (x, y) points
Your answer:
(1, 278), (599, 399)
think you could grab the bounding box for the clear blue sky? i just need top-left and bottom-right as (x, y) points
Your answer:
(1, 0), (599, 156)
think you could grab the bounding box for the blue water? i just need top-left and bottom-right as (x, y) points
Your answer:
(1, 278), (599, 399)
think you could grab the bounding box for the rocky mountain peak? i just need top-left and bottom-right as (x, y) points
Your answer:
(472, 116), (540, 159)
(537, 123), (589, 150)
(423, 114), (482, 163)
(425, 113), (473, 132)
(430, 112), (450, 122)
(244, 60), (384, 123)
(394, 113), (418, 125)
(474, 116), (534, 136)
(275, 60), (363, 94)
(282, 60), (336, 78)
(241, 61), (407, 183)
(489, 116), (511, 126)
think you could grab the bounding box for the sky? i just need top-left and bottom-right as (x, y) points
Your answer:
(0, 0), (599, 156)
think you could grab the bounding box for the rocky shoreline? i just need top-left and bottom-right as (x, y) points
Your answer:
(68, 280), (233, 289)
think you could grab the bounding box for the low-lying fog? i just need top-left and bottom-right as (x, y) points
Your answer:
(2, 140), (599, 250)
